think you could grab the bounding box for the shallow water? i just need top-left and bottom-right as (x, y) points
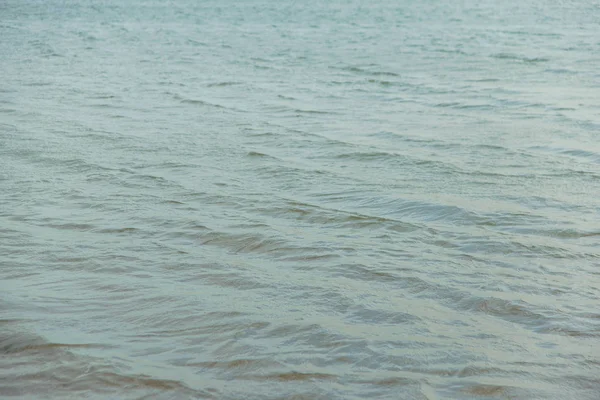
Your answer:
(1, 0), (600, 398)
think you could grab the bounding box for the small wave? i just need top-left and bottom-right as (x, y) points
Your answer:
(206, 81), (241, 87)
(185, 38), (207, 46)
(333, 150), (398, 160)
(366, 78), (394, 86)
(292, 108), (339, 115)
(189, 357), (282, 372)
(501, 30), (562, 38)
(461, 384), (508, 396)
(545, 68), (578, 75)
(434, 101), (494, 110)
(560, 149), (600, 163)
(361, 197), (482, 225)
(190, 272), (270, 290)
(467, 77), (501, 82)
(43, 222), (95, 231)
(200, 231), (302, 257)
(179, 97), (227, 109)
(246, 150), (279, 160)
(240, 371), (337, 381)
(94, 227), (139, 234)
(491, 53), (549, 63)
(499, 227), (600, 240)
(22, 81), (53, 87)
(277, 94), (296, 100)
(1, 337), (105, 354)
(0, 329), (177, 399)
(334, 65), (400, 77)
(530, 146), (600, 164)
(87, 94), (118, 99)
(328, 149), (462, 173)
(346, 306), (420, 326)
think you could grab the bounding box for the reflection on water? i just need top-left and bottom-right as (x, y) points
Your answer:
(1, 0), (600, 398)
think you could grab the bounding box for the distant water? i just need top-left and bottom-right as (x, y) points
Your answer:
(1, 0), (600, 398)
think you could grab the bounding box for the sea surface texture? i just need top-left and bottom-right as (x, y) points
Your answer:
(1, 0), (599, 399)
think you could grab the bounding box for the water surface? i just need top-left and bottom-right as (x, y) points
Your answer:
(1, 0), (600, 398)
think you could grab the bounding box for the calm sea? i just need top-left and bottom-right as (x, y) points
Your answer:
(1, 0), (600, 398)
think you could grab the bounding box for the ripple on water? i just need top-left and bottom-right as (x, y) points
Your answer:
(2, 0), (600, 399)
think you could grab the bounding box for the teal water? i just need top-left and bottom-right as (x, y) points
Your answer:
(1, 1), (600, 399)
